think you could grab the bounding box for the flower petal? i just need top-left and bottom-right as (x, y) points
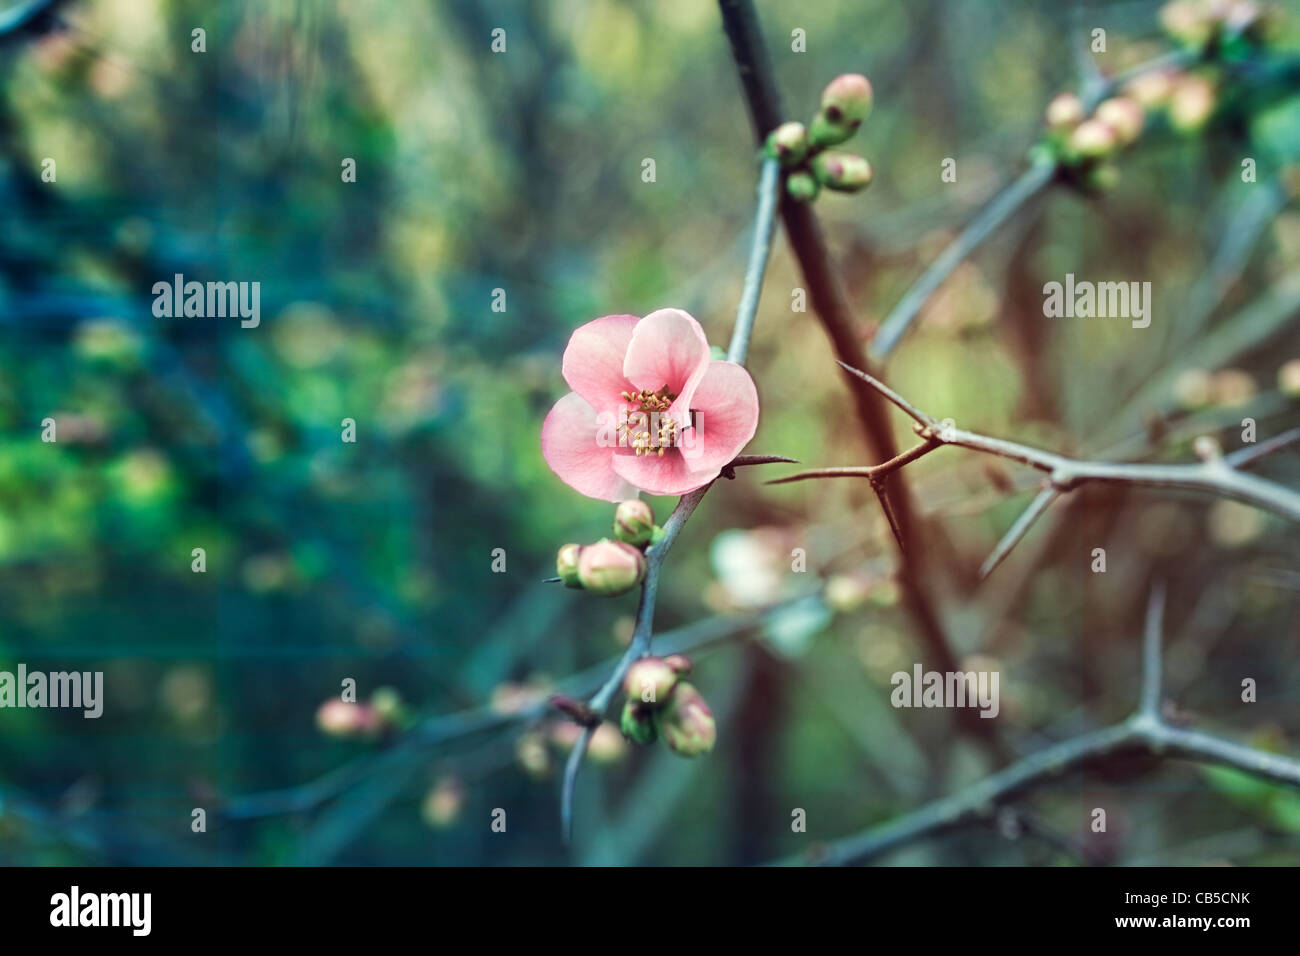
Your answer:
(612, 447), (713, 497)
(541, 391), (638, 502)
(622, 308), (711, 415)
(561, 314), (640, 409)
(680, 361), (760, 476)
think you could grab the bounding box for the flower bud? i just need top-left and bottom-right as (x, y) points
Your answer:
(764, 121), (809, 167)
(786, 170), (820, 202)
(315, 699), (380, 738)
(1044, 92), (1084, 131)
(588, 722), (628, 763)
(623, 656), (679, 705)
(1067, 119), (1118, 160)
(1082, 160), (1121, 193)
(811, 151), (873, 192)
(662, 654), (692, 676)
(1094, 97), (1144, 147)
(421, 776), (464, 828)
(1168, 74), (1216, 133)
(556, 543), (584, 588)
(656, 682), (716, 757)
(821, 73), (873, 127)
(370, 686), (404, 726)
(1160, 0), (1216, 49)
(1193, 435), (1223, 462)
(577, 539), (645, 596)
(620, 699), (658, 745)
(1277, 358), (1300, 398)
(1124, 70), (1175, 109)
(613, 499), (655, 547)
(808, 111), (854, 149)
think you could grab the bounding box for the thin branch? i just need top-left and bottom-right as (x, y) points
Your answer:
(727, 157), (782, 365)
(798, 364), (1300, 530)
(1225, 426), (1300, 470)
(869, 160), (1056, 361)
(779, 583), (1300, 866)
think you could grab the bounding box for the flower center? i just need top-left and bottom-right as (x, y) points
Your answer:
(619, 385), (682, 457)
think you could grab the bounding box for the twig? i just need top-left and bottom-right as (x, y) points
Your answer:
(778, 364), (1300, 559)
(727, 157), (782, 365)
(978, 485), (1060, 580)
(867, 47), (1201, 361)
(778, 583), (1300, 866)
(869, 160), (1055, 361)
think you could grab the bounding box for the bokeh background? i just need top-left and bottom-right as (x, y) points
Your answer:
(1, 0), (1299, 865)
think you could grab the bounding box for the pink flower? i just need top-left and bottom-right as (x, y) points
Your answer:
(541, 309), (759, 500)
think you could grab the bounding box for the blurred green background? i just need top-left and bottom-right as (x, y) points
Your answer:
(1, 0), (1299, 865)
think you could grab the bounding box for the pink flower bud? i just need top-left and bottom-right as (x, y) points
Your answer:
(820, 73), (873, 126)
(1045, 92), (1084, 131)
(656, 682), (716, 758)
(811, 151), (874, 192)
(576, 539), (646, 596)
(623, 656), (679, 705)
(1094, 97), (1144, 147)
(1067, 118), (1118, 159)
(764, 121), (809, 167)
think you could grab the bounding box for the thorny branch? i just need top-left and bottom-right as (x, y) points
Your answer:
(774, 364), (1300, 578)
(777, 584), (1300, 866)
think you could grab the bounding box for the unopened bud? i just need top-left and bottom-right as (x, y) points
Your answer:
(1277, 358), (1300, 398)
(421, 776), (465, 828)
(613, 499), (656, 547)
(786, 170), (820, 202)
(662, 654), (692, 676)
(825, 574), (872, 614)
(1160, 0), (1216, 49)
(1193, 435), (1223, 462)
(1124, 70), (1175, 109)
(820, 73), (873, 127)
(1082, 160), (1121, 193)
(764, 121), (809, 167)
(577, 539), (645, 596)
(370, 686), (404, 726)
(1045, 92), (1084, 131)
(623, 656), (679, 704)
(1094, 97), (1144, 147)
(811, 151), (873, 192)
(656, 682), (716, 757)
(1168, 74), (1216, 133)
(315, 699), (380, 738)
(620, 699), (658, 745)
(556, 543), (584, 588)
(588, 722), (627, 763)
(1067, 119), (1118, 160)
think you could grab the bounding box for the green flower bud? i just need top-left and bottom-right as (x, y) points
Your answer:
(808, 110), (855, 149)
(1168, 74), (1216, 134)
(556, 543), (584, 588)
(623, 656), (679, 705)
(613, 499), (656, 547)
(811, 151), (874, 192)
(1094, 97), (1144, 147)
(370, 686), (405, 726)
(576, 539), (645, 596)
(656, 682), (716, 758)
(1082, 160), (1121, 193)
(1066, 118), (1118, 160)
(820, 73), (873, 127)
(1159, 0), (1216, 50)
(764, 121), (809, 167)
(620, 699), (658, 745)
(662, 654), (692, 676)
(786, 170), (820, 202)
